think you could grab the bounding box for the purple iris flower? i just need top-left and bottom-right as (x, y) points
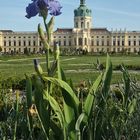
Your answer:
(26, 0), (62, 18)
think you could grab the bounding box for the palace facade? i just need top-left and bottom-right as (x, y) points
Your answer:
(0, 0), (140, 54)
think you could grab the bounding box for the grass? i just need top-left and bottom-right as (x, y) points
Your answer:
(0, 55), (140, 84)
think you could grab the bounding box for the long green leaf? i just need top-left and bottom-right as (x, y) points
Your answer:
(42, 77), (79, 114)
(84, 74), (103, 118)
(25, 75), (32, 109)
(25, 75), (33, 136)
(32, 75), (49, 139)
(43, 92), (64, 128)
(102, 54), (112, 98)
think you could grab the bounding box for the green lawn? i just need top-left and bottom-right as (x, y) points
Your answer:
(0, 55), (140, 84)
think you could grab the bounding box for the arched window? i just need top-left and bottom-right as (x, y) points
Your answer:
(14, 41), (16, 46)
(76, 22), (78, 28)
(81, 22), (84, 28)
(128, 41), (131, 46)
(33, 41), (36, 46)
(134, 41), (136, 46)
(4, 41), (6, 46)
(74, 38), (77, 45)
(69, 40), (71, 46)
(79, 38), (82, 46)
(19, 41), (21, 46)
(64, 40), (66, 46)
(28, 41), (31, 46)
(87, 22), (90, 28)
(9, 41), (11, 46)
(59, 40), (61, 46)
(24, 41), (26, 46)
(92, 40), (94, 46)
(85, 38), (87, 45)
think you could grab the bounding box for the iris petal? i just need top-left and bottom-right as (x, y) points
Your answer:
(25, 0), (62, 18)
(25, 2), (39, 18)
(48, 0), (62, 16)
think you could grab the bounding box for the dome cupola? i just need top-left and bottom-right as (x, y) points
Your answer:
(74, 0), (92, 17)
(74, 0), (92, 29)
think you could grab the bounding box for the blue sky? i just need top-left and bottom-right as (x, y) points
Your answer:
(0, 0), (140, 31)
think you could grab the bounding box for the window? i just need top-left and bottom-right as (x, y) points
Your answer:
(128, 48), (131, 52)
(4, 41), (6, 46)
(59, 40), (61, 46)
(24, 41), (26, 46)
(14, 41), (16, 46)
(19, 48), (21, 52)
(9, 41), (11, 46)
(33, 48), (35, 52)
(40, 41), (42, 46)
(28, 41), (31, 46)
(69, 41), (71, 46)
(118, 41), (120, 46)
(139, 41), (140, 46)
(128, 41), (131, 46)
(122, 41), (124, 46)
(113, 41), (116, 46)
(91, 40), (94, 46)
(76, 22), (78, 28)
(75, 38), (77, 45)
(102, 41), (104, 46)
(85, 38), (87, 45)
(87, 22), (89, 28)
(134, 41), (136, 46)
(96, 41), (99, 46)
(78, 38), (82, 46)
(81, 22), (84, 28)
(107, 41), (110, 46)
(33, 41), (36, 46)
(96, 48), (99, 52)
(64, 40), (66, 46)
(14, 48), (16, 52)
(19, 41), (21, 46)
(39, 48), (42, 52)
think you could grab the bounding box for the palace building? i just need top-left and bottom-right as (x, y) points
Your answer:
(0, 0), (140, 54)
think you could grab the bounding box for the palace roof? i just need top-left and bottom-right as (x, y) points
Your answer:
(0, 30), (13, 32)
(54, 28), (73, 33)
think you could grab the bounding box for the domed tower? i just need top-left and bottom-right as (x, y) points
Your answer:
(74, 0), (92, 29)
